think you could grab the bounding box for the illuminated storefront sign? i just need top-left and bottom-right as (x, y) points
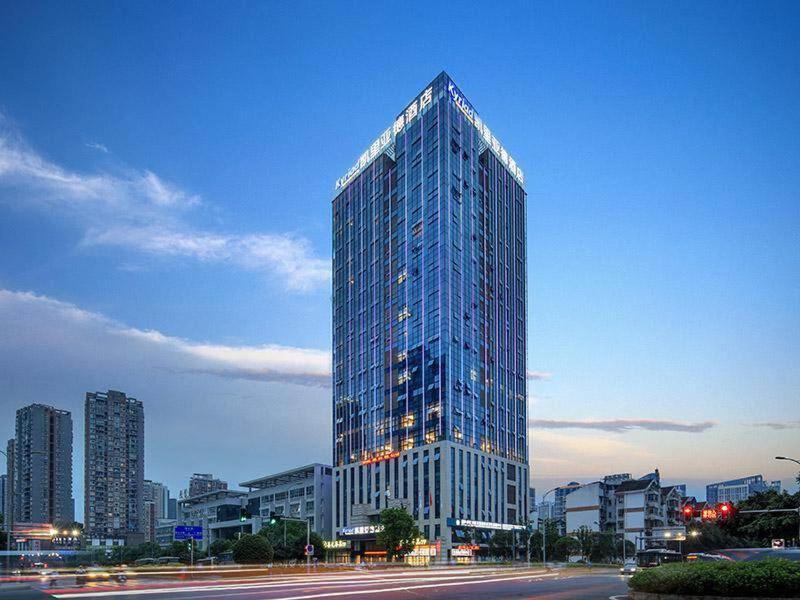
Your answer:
(457, 544), (480, 551)
(323, 540), (350, 550)
(448, 518), (525, 531)
(451, 548), (473, 557)
(340, 525), (384, 537)
(408, 542), (438, 557)
(362, 450), (400, 465)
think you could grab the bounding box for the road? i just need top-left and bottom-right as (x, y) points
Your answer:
(2, 566), (631, 600)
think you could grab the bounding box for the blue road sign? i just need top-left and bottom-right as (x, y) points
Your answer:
(174, 525), (203, 541)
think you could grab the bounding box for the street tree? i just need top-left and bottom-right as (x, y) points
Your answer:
(209, 539), (232, 557)
(528, 520), (559, 562)
(488, 530), (514, 560)
(135, 542), (163, 559)
(589, 532), (616, 563)
(232, 534), (274, 564)
(166, 539), (200, 563)
(554, 536), (579, 561)
(573, 526), (593, 560)
(376, 507), (421, 561)
(725, 489), (800, 546)
(258, 520), (322, 560)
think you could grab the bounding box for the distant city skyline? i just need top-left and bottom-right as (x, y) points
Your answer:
(1, 1), (798, 520)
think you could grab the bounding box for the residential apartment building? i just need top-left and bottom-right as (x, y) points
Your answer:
(332, 72), (529, 560)
(84, 390), (145, 544)
(143, 480), (170, 542)
(706, 475), (781, 504)
(13, 404), (74, 524)
(530, 500), (554, 531)
(564, 471), (688, 547)
(143, 480), (169, 520)
(552, 482), (581, 534)
(186, 473), (227, 498)
(0, 474), (6, 522)
(5, 439), (14, 528)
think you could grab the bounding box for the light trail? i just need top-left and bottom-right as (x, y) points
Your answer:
(51, 568), (555, 598)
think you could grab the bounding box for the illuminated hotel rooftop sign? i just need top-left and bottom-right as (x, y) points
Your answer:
(447, 80), (524, 185)
(334, 76), (524, 191)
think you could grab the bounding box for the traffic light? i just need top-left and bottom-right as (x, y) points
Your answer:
(682, 505), (694, 523)
(239, 508), (250, 522)
(718, 502), (733, 520)
(268, 511), (281, 525)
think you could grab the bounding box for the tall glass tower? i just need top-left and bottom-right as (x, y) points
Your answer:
(332, 72), (529, 560)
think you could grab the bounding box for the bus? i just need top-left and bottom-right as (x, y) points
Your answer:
(636, 549), (682, 568)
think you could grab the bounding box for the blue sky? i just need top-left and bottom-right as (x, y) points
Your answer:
(1, 1), (798, 516)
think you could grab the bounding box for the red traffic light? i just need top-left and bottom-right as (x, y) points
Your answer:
(717, 502), (734, 519)
(682, 505), (694, 521)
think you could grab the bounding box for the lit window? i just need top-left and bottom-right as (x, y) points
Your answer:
(397, 271), (407, 284)
(398, 306), (411, 321)
(453, 427), (463, 441)
(398, 370), (410, 384)
(401, 413), (415, 428)
(401, 437), (414, 451)
(425, 430), (437, 444)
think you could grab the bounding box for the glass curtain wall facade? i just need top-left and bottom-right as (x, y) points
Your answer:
(332, 72), (528, 559)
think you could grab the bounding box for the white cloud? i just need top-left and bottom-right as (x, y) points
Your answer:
(85, 141), (110, 154)
(83, 226), (330, 291)
(527, 370), (553, 380)
(751, 421), (800, 430)
(529, 418), (715, 433)
(0, 288), (333, 519)
(0, 118), (329, 291)
(0, 289), (331, 388)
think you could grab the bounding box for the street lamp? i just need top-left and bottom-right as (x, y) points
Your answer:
(0, 448), (10, 575)
(540, 487), (558, 566)
(775, 456), (800, 466)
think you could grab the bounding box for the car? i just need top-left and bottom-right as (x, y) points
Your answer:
(38, 569), (59, 587)
(620, 560), (638, 575)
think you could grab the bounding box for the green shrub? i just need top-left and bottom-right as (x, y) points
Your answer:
(629, 559), (800, 597)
